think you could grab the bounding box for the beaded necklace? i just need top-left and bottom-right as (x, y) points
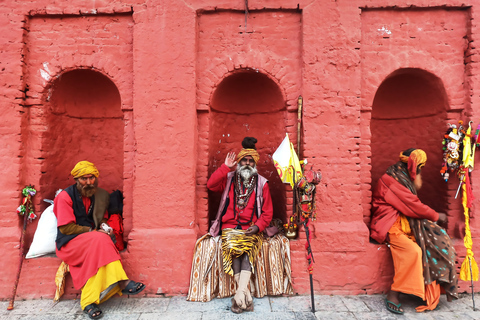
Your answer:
(234, 173), (257, 209)
(232, 173), (258, 226)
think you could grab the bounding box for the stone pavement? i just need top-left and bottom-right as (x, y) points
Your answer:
(1, 293), (479, 320)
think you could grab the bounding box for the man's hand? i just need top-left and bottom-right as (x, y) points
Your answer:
(97, 229), (113, 237)
(245, 225), (259, 236)
(225, 152), (237, 168)
(437, 213), (448, 225)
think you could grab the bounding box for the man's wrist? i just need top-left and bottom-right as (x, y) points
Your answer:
(221, 163), (232, 171)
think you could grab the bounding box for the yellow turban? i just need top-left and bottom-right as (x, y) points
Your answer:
(237, 149), (260, 164)
(71, 161), (99, 178)
(399, 149), (427, 180)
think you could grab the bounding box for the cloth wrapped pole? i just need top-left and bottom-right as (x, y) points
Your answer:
(460, 181), (479, 281)
(459, 126), (479, 282)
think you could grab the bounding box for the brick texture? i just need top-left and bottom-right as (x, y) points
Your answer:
(1, 0), (479, 299)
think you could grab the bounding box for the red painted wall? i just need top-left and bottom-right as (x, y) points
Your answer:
(1, 0), (480, 300)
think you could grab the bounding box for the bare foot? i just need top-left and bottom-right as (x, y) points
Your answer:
(118, 280), (129, 290)
(231, 298), (243, 314)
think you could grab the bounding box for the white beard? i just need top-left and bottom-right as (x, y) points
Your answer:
(237, 164), (258, 182)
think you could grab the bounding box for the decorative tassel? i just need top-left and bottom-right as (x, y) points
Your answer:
(460, 254), (479, 281)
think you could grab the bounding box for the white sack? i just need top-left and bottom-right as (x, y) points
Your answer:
(26, 203), (57, 259)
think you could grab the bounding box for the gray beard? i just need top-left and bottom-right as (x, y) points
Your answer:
(76, 181), (98, 198)
(236, 164), (258, 182)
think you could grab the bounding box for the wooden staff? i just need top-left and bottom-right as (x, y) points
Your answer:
(7, 208), (28, 310)
(297, 96), (303, 156)
(303, 218), (315, 313)
(296, 95), (315, 312)
(8, 187), (35, 311)
(469, 256), (476, 310)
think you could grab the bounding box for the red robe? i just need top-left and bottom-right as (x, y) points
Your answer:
(207, 164), (273, 232)
(54, 191), (121, 289)
(370, 174), (439, 243)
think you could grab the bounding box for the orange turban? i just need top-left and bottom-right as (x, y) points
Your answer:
(71, 161), (99, 178)
(237, 149), (260, 164)
(399, 149), (427, 181)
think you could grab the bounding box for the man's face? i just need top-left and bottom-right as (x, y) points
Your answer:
(237, 156), (257, 182)
(76, 174), (98, 197)
(239, 156), (256, 168)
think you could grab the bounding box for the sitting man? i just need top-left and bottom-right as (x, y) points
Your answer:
(370, 148), (457, 314)
(208, 137), (273, 313)
(188, 137), (291, 311)
(54, 161), (145, 319)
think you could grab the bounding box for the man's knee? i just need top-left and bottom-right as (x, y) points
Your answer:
(401, 240), (422, 263)
(412, 243), (422, 260)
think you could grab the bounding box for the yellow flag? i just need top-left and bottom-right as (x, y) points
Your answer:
(273, 134), (303, 188)
(289, 140), (303, 184)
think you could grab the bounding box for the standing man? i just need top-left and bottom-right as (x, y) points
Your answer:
(370, 149), (457, 314)
(208, 137), (273, 313)
(54, 161), (145, 320)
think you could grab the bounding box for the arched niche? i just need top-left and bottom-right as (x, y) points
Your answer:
(40, 69), (124, 200)
(208, 70), (287, 224)
(211, 71), (285, 114)
(371, 68), (448, 214)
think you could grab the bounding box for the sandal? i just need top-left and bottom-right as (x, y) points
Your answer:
(121, 280), (146, 295)
(84, 303), (103, 319)
(385, 298), (404, 315)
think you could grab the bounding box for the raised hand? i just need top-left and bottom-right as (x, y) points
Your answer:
(225, 152), (237, 168)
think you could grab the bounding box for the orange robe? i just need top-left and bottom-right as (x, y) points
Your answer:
(388, 217), (424, 299)
(388, 217), (441, 311)
(371, 174), (442, 312)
